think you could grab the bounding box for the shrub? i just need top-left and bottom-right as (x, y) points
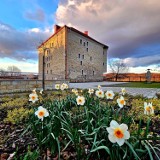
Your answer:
(4, 107), (34, 124)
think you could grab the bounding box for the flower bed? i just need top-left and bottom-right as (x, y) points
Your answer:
(0, 85), (160, 159)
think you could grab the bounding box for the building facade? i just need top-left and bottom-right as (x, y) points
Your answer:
(38, 25), (108, 82)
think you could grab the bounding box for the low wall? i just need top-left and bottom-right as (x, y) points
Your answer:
(0, 80), (69, 93)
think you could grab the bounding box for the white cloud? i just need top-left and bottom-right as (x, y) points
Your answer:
(55, 0), (160, 67)
(0, 58), (38, 72)
(0, 22), (52, 61)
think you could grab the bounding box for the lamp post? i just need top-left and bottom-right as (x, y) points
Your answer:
(42, 53), (45, 90)
(42, 47), (49, 91)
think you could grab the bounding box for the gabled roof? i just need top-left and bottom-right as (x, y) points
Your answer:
(38, 25), (109, 49)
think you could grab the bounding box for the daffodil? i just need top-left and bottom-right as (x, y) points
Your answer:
(121, 88), (126, 95)
(144, 102), (154, 115)
(40, 89), (43, 94)
(107, 120), (130, 146)
(117, 96), (126, 108)
(55, 84), (60, 90)
(32, 88), (36, 94)
(98, 85), (101, 89)
(29, 93), (38, 103)
(72, 89), (78, 95)
(95, 90), (104, 98)
(88, 88), (94, 95)
(60, 83), (68, 90)
(105, 90), (115, 99)
(35, 106), (49, 121)
(76, 96), (85, 105)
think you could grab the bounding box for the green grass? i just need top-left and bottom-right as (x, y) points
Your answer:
(101, 82), (160, 88)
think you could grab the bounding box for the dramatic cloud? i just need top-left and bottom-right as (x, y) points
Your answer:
(24, 8), (46, 22)
(0, 21), (52, 61)
(56, 0), (160, 67)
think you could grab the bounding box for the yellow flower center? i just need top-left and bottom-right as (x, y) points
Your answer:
(114, 128), (124, 139)
(120, 100), (125, 105)
(146, 106), (151, 112)
(32, 96), (36, 100)
(38, 111), (45, 117)
(99, 92), (102, 95)
(108, 93), (111, 97)
(78, 99), (82, 103)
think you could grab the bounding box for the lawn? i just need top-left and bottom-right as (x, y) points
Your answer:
(102, 82), (160, 88)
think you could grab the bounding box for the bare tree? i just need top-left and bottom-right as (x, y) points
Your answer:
(109, 60), (129, 81)
(7, 65), (21, 76)
(0, 68), (7, 76)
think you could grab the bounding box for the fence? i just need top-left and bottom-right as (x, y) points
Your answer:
(104, 75), (160, 82)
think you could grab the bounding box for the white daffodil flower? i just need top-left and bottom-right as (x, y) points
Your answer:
(40, 89), (43, 94)
(105, 90), (115, 99)
(95, 90), (104, 98)
(107, 120), (130, 146)
(29, 93), (38, 103)
(117, 96), (126, 108)
(121, 88), (126, 95)
(76, 96), (85, 105)
(144, 102), (154, 115)
(98, 85), (101, 89)
(35, 106), (49, 121)
(88, 88), (94, 95)
(55, 84), (60, 90)
(32, 88), (36, 94)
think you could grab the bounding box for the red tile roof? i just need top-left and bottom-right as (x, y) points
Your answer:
(38, 25), (108, 49)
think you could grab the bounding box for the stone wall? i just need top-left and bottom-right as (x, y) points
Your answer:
(66, 28), (107, 82)
(0, 80), (69, 93)
(38, 27), (66, 80)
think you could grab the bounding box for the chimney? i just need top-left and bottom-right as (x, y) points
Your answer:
(54, 25), (61, 33)
(84, 31), (88, 36)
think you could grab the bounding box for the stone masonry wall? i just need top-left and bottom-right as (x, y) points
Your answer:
(66, 28), (107, 82)
(0, 80), (69, 93)
(38, 27), (66, 80)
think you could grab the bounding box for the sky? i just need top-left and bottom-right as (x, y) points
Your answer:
(0, 0), (160, 73)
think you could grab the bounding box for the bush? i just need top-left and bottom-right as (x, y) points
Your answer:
(4, 107), (33, 124)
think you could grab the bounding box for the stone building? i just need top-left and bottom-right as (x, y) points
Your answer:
(38, 25), (108, 82)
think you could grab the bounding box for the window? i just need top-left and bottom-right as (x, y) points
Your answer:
(103, 50), (105, 55)
(82, 70), (83, 75)
(80, 39), (82, 44)
(47, 70), (48, 74)
(103, 62), (105, 66)
(82, 55), (84, 59)
(50, 70), (52, 74)
(83, 42), (85, 46)
(78, 54), (80, 58)
(93, 71), (94, 76)
(86, 48), (88, 52)
(87, 42), (88, 46)
(80, 61), (82, 65)
(90, 57), (92, 61)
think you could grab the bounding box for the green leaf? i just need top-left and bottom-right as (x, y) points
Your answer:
(125, 141), (140, 160)
(90, 146), (110, 155)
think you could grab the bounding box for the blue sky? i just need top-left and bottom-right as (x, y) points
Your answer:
(0, 0), (160, 73)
